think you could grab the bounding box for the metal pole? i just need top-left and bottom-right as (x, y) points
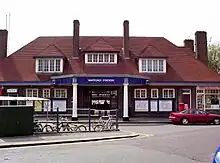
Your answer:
(88, 107), (91, 132)
(56, 107), (59, 133)
(116, 109), (119, 131)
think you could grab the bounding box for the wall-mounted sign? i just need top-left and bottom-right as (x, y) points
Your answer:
(150, 100), (158, 112)
(77, 77), (124, 85)
(43, 100), (51, 112)
(35, 100), (42, 112)
(159, 100), (173, 112)
(7, 89), (18, 93)
(52, 100), (67, 112)
(26, 101), (33, 106)
(135, 100), (149, 112)
(53, 76), (150, 85)
(211, 105), (219, 110)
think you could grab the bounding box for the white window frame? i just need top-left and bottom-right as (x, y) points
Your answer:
(134, 89), (147, 99)
(35, 58), (63, 73)
(139, 58), (166, 73)
(151, 89), (159, 98)
(54, 89), (67, 98)
(162, 89), (175, 98)
(85, 53), (117, 64)
(43, 89), (50, 98)
(26, 88), (39, 97)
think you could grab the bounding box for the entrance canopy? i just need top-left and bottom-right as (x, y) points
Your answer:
(51, 74), (150, 85)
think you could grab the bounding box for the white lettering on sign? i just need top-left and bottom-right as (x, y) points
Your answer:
(88, 79), (102, 82)
(7, 89), (18, 93)
(103, 79), (114, 82)
(87, 79), (115, 82)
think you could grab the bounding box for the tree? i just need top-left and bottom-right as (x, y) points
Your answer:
(208, 39), (220, 73)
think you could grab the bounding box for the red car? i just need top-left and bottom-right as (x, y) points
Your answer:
(169, 108), (220, 125)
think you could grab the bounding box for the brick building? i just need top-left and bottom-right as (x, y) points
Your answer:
(0, 20), (220, 121)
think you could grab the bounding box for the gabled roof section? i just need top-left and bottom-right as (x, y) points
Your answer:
(82, 38), (118, 52)
(33, 44), (65, 58)
(137, 45), (168, 58)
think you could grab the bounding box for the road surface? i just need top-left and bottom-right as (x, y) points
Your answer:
(0, 124), (219, 163)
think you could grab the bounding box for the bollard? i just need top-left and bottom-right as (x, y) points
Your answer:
(56, 107), (59, 133)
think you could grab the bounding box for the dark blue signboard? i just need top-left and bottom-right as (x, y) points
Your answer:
(128, 78), (149, 85)
(53, 76), (149, 85)
(53, 78), (72, 85)
(77, 77), (125, 85)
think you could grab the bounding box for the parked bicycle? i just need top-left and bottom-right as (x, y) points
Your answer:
(93, 115), (116, 132)
(59, 117), (87, 132)
(43, 117), (87, 132)
(33, 120), (44, 132)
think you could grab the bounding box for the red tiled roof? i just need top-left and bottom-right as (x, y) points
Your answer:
(137, 45), (167, 58)
(35, 45), (65, 57)
(0, 36), (219, 83)
(83, 38), (117, 52)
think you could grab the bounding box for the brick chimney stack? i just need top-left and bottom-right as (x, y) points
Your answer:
(123, 20), (130, 59)
(195, 31), (208, 65)
(73, 20), (80, 59)
(0, 30), (8, 59)
(184, 39), (194, 52)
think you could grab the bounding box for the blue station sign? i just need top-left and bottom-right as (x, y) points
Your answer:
(52, 76), (149, 85)
(77, 77), (125, 85)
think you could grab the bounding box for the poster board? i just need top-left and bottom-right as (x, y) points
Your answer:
(26, 101), (33, 106)
(150, 100), (158, 112)
(43, 100), (51, 112)
(135, 100), (148, 112)
(52, 100), (67, 112)
(159, 100), (172, 111)
(34, 100), (42, 112)
(211, 105), (219, 110)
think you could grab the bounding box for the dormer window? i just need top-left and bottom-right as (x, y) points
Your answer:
(139, 58), (166, 73)
(85, 53), (117, 64)
(35, 58), (63, 73)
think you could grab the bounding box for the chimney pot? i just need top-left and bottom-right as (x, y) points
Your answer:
(184, 39), (194, 52)
(195, 31), (208, 65)
(0, 30), (8, 59)
(123, 20), (130, 59)
(73, 20), (80, 58)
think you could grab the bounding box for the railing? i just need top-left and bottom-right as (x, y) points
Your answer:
(33, 108), (119, 133)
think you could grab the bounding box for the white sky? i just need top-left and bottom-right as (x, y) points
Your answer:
(0, 0), (220, 55)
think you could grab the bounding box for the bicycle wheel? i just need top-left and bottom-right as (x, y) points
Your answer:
(34, 126), (40, 132)
(43, 124), (54, 132)
(94, 124), (104, 132)
(75, 125), (87, 132)
(109, 122), (117, 131)
(34, 124), (43, 132)
(38, 123), (44, 132)
(60, 124), (73, 132)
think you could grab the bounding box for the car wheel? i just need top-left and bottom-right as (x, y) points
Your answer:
(207, 120), (212, 125)
(181, 118), (189, 125)
(213, 118), (220, 125)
